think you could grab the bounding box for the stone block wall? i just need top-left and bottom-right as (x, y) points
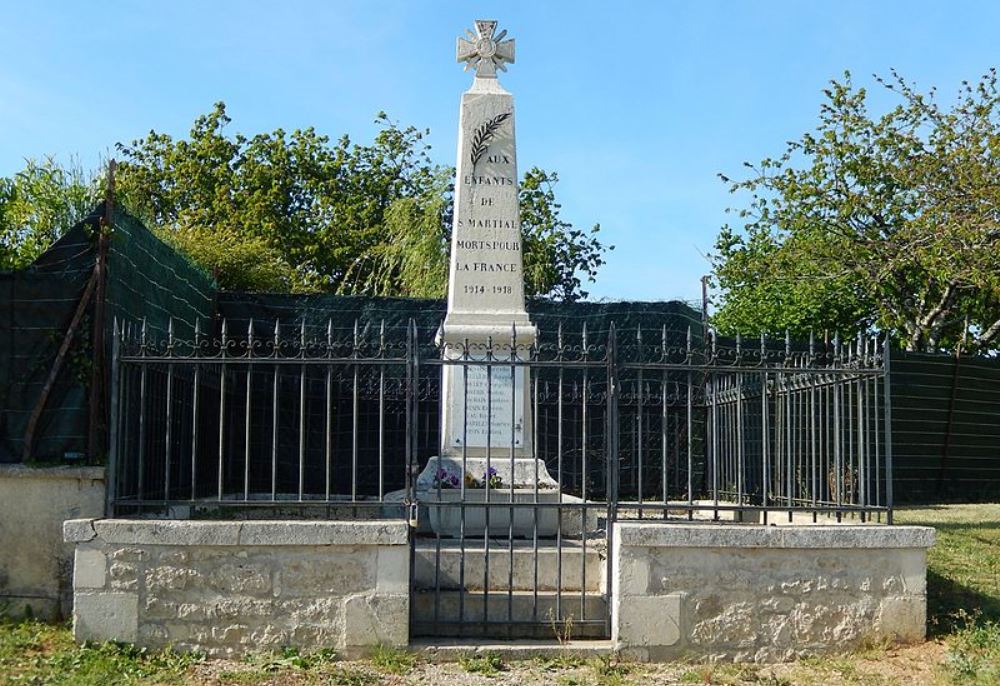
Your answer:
(612, 523), (935, 662)
(0, 466), (105, 619)
(64, 519), (409, 657)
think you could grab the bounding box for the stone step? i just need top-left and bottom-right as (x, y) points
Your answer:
(412, 638), (615, 661)
(413, 539), (605, 592)
(411, 590), (609, 639)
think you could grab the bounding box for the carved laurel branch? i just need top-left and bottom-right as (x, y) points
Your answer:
(470, 112), (512, 166)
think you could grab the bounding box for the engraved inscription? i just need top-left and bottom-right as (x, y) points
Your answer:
(451, 365), (525, 448)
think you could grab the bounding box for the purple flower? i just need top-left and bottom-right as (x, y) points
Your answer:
(450, 475), (460, 487)
(483, 467), (502, 488)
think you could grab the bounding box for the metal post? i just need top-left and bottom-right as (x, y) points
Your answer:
(883, 336), (894, 523)
(191, 320), (201, 501)
(271, 321), (280, 501)
(243, 320), (253, 501)
(325, 320), (333, 502)
(138, 319), (148, 506)
(217, 319), (227, 501)
(165, 319), (175, 503)
(105, 319), (122, 517)
(298, 321), (306, 502)
(605, 322), (619, 639)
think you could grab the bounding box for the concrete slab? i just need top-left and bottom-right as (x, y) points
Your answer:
(616, 522), (935, 549)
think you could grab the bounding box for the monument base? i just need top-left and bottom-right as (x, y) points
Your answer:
(415, 455), (558, 491)
(413, 456), (601, 538)
(423, 488), (561, 538)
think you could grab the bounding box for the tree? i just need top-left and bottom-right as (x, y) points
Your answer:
(342, 168), (610, 301)
(0, 158), (99, 270)
(116, 105), (439, 293)
(712, 69), (1000, 352)
(519, 169), (608, 301)
(116, 103), (608, 299)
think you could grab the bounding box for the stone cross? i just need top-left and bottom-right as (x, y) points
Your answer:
(457, 20), (515, 79)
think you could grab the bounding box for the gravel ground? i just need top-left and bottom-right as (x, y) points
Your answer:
(185, 639), (950, 686)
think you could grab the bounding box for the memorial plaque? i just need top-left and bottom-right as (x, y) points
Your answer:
(449, 365), (525, 449)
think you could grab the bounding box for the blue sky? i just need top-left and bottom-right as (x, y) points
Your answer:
(1, 1), (998, 302)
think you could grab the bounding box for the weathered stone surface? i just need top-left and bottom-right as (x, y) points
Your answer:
(878, 596), (926, 642)
(343, 593), (409, 647)
(64, 518), (98, 543)
(0, 467), (103, 620)
(158, 549), (189, 565)
(143, 597), (178, 619)
(110, 547), (148, 562)
(210, 598), (274, 619)
(615, 547), (649, 596)
(376, 547), (410, 593)
(292, 624), (341, 647)
(239, 520), (409, 546)
(208, 563), (271, 595)
(140, 624), (169, 643)
(690, 600), (756, 647)
(616, 592), (683, 647)
(778, 526), (936, 550)
(74, 592), (138, 643)
(108, 561), (139, 591)
(250, 624), (289, 649)
(94, 520), (241, 546)
(68, 519), (409, 656)
(278, 597), (343, 623)
(176, 602), (208, 620)
(616, 523), (935, 549)
(85, 520), (408, 547)
(73, 549), (106, 589)
(612, 521), (933, 661)
(280, 555), (372, 596)
(145, 565), (202, 592)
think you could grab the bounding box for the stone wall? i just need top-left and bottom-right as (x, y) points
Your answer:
(0, 465), (105, 619)
(612, 523), (935, 662)
(64, 519), (409, 657)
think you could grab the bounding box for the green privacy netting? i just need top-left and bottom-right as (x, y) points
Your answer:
(0, 202), (215, 463)
(0, 202), (702, 465)
(214, 293), (705, 354)
(4, 204), (996, 502)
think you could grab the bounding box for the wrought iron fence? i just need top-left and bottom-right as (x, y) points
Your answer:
(107, 318), (892, 523)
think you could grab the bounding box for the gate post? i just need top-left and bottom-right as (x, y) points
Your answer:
(883, 335), (894, 524)
(405, 319), (419, 527)
(605, 323), (619, 637)
(104, 318), (122, 517)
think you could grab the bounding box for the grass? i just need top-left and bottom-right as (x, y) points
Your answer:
(0, 617), (200, 685)
(680, 663), (794, 686)
(589, 653), (633, 685)
(369, 643), (417, 674)
(0, 504), (997, 685)
(896, 505), (1000, 632)
(897, 505), (1000, 685)
(941, 616), (1000, 686)
(244, 645), (337, 671)
(458, 651), (506, 676)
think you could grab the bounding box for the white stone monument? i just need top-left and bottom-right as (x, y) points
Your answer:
(417, 20), (559, 534)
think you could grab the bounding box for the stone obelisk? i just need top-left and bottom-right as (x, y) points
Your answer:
(419, 19), (556, 492)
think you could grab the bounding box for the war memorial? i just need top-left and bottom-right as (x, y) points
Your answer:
(60, 20), (934, 661)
